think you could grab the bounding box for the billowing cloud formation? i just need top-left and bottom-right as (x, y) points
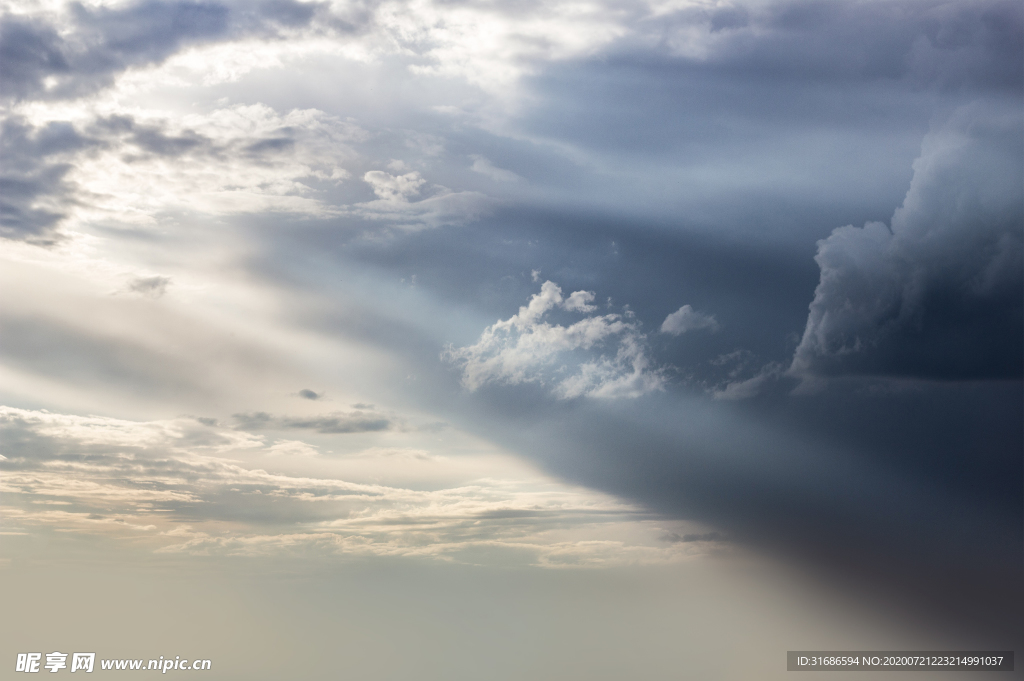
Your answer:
(445, 281), (664, 399)
(661, 304), (719, 335)
(791, 104), (1023, 380)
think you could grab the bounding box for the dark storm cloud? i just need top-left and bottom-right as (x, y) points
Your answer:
(0, 0), (325, 103)
(791, 104), (1023, 380)
(232, 410), (392, 433)
(447, 380), (1021, 636)
(260, 193), (1021, 632)
(253, 217), (1020, 630)
(217, 0), (1023, 629)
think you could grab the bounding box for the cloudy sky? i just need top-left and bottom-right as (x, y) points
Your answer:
(1, 0), (1021, 677)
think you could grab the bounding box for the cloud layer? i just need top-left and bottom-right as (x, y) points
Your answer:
(0, 406), (704, 567)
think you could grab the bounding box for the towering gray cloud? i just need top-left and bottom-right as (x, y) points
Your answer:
(791, 104), (1023, 380)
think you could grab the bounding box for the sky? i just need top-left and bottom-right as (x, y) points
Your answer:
(0, 0), (1021, 678)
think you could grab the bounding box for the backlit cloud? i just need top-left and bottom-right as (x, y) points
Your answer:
(445, 281), (664, 398)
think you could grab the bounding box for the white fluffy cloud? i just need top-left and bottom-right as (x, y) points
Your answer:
(445, 281), (664, 398)
(790, 103), (1023, 381)
(661, 304), (719, 335)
